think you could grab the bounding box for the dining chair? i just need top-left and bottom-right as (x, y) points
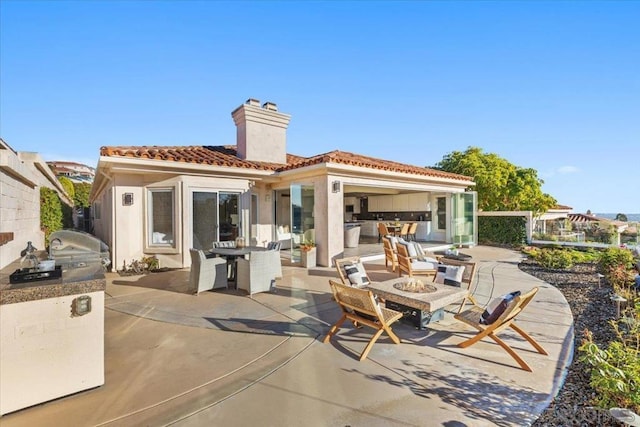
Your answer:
(377, 222), (390, 243)
(407, 222), (418, 241)
(399, 223), (410, 239)
(236, 250), (279, 296)
(188, 249), (228, 294)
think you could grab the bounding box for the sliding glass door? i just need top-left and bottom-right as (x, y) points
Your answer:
(451, 192), (477, 246)
(290, 184), (314, 263)
(192, 191), (240, 250)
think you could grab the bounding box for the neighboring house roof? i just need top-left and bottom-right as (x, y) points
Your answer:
(99, 145), (473, 182)
(552, 204), (573, 211)
(568, 213), (628, 230)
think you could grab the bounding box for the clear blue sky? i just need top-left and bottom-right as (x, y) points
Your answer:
(1, 1), (638, 214)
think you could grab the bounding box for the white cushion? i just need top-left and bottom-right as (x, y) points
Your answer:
(407, 242), (418, 258)
(410, 261), (437, 270)
(388, 236), (398, 251)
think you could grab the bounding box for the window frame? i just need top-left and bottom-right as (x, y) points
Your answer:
(145, 186), (179, 253)
(436, 196), (447, 230)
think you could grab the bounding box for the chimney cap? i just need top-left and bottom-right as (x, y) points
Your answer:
(246, 98), (260, 106)
(262, 101), (278, 111)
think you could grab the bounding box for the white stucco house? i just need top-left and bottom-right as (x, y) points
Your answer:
(90, 99), (477, 269)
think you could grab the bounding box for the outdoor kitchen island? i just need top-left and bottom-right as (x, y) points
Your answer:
(0, 256), (106, 416)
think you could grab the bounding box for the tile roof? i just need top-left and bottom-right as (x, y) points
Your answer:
(552, 204), (573, 210)
(568, 213), (627, 227)
(100, 145), (472, 182)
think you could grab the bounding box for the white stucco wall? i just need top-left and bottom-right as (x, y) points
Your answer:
(95, 171), (257, 270)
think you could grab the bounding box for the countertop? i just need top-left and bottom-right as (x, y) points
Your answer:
(0, 253), (106, 305)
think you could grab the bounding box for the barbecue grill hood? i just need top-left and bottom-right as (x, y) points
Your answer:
(49, 230), (111, 270)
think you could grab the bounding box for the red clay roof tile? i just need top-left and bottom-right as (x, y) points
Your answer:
(100, 145), (472, 181)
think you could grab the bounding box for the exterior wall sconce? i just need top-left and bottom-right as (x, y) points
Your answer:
(123, 193), (134, 206)
(332, 181), (341, 193)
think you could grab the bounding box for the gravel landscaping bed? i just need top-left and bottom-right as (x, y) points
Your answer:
(518, 260), (627, 426)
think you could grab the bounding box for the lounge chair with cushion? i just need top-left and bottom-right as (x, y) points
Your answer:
(396, 242), (438, 278)
(381, 236), (398, 272)
(323, 279), (403, 361)
(453, 287), (549, 372)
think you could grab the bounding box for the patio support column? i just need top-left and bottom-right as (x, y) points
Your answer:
(317, 176), (343, 267)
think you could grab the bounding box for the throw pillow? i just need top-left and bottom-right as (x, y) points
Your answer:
(344, 262), (370, 287)
(481, 291), (521, 324)
(434, 265), (465, 287)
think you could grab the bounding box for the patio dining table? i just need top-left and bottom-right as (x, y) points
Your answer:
(208, 246), (268, 287)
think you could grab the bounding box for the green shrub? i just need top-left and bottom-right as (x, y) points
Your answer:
(40, 187), (63, 244)
(478, 216), (527, 246)
(580, 309), (640, 413)
(599, 247), (635, 288)
(531, 248), (574, 269)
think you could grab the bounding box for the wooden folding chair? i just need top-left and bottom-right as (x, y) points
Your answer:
(453, 287), (549, 372)
(323, 280), (403, 361)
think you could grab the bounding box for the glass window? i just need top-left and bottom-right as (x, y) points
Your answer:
(437, 197), (446, 230)
(148, 189), (174, 246)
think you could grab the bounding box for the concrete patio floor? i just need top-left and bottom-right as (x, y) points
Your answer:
(0, 246), (574, 427)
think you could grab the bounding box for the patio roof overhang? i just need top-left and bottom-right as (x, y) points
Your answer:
(91, 154), (475, 202)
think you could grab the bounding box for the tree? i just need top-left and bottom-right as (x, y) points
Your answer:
(615, 213), (628, 222)
(433, 146), (557, 214)
(73, 182), (92, 208)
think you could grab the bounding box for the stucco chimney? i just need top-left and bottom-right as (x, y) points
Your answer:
(231, 99), (291, 164)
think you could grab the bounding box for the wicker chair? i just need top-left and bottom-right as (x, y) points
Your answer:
(266, 241), (283, 278)
(188, 249), (228, 294)
(236, 250), (280, 296)
(212, 240), (236, 249)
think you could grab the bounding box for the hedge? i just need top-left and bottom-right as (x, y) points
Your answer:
(478, 216), (527, 246)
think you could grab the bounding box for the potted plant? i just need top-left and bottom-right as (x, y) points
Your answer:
(300, 241), (316, 268)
